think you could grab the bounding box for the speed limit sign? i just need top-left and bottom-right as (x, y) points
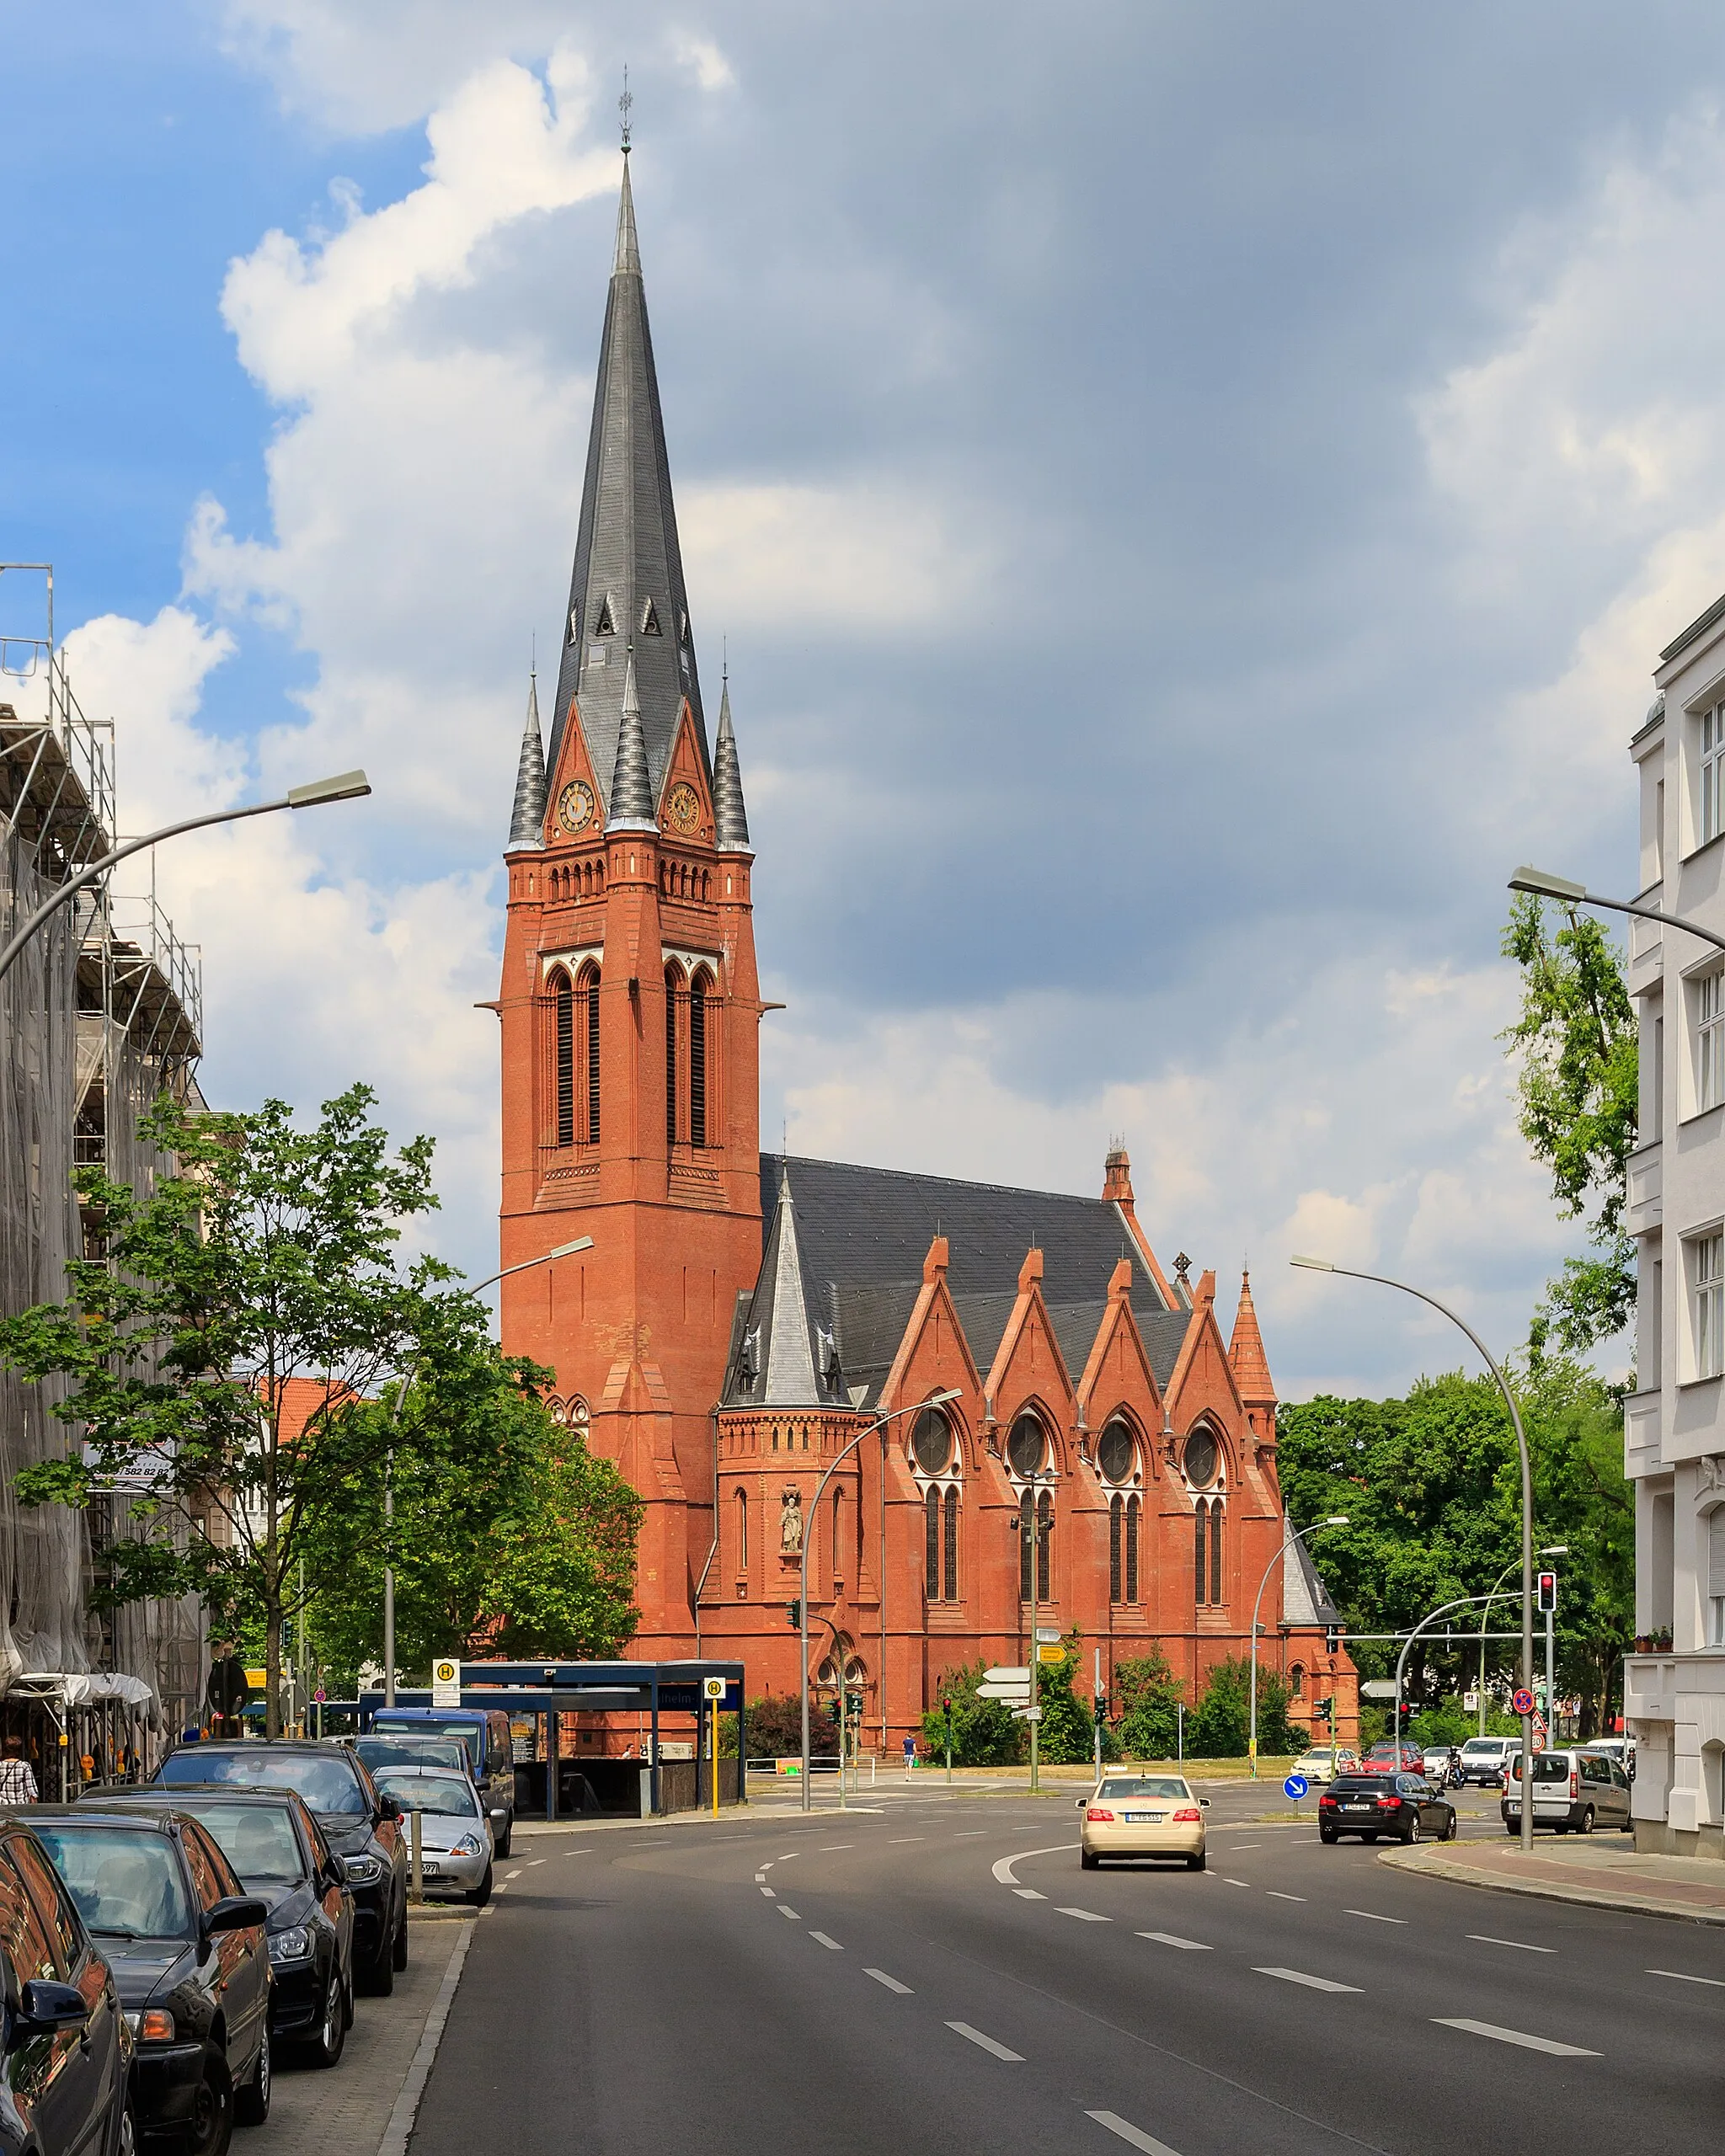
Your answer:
(703, 1676), (726, 1701)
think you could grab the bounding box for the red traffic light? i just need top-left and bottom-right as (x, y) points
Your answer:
(1536, 1571), (1557, 1614)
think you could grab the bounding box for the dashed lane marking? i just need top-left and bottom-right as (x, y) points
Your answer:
(1056, 1908), (1111, 1922)
(1138, 1932), (1210, 1951)
(504, 1870), (521, 1880)
(865, 1968), (913, 1993)
(1223, 1878), (1252, 1887)
(809, 1932), (842, 1950)
(1467, 1935), (1557, 1955)
(818, 1844), (852, 1851)
(1013, 1889), (1047, 1901)
(777, 1906), (800, 1920)
(1345, 1910), (1405, 1924)
(760, 1887), (775, 1898)
(526, 1860), (546, 1867)
(1266, 1892), (1306, 1903)
(955, 1830), (988, 1836)
(1087, 2112), (1183, 2155)
(1231, 1844), (1261, 1850)
(1254, 1967), (1362, 1993)
(1648, 1967), (1725, 1987)
(755, 1873), (767, 1883)
(889, 1837), (926, 1844)
(947, 2021), (1023, 2062)
(1434, 2019), (1598, 2057)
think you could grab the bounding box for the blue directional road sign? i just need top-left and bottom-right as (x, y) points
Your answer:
(1284, 1773), (1309, 1800)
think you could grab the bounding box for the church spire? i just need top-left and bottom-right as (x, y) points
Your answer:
(712, 667), (750, 851)
(1228, 1268), (1276, 1406)
(606, 648), (655, 830)
(548, 152), (707, 825)
(506, 666), (546, 851)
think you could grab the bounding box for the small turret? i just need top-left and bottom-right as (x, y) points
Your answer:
(606, 649), (656, 831)
(712, 670), (750, 851)
(506, 669), (547, 851)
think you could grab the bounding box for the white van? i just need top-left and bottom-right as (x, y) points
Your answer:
(1501, 1748), (1632, 1834)
(1456, 1735), (1520, 1786)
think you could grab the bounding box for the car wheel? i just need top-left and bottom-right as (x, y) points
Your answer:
(305, 1969), (348, 2068)
(1404, 1815), (1421, 1844)
(1080, 1849), (1099, 1870)
(115, 2100), (137, 2156)
(467, 1864), (494, 1908)
(184, 2054), (234, 2156)
(1445, 1810), (1459, 1841)
(235, 2025), (270, 2129)
(1576, 1806), (1594, 1835)
(393, 1900), (409, 1971)
(1186, 1851), (1205, 1871)
(495, 1818), (512, 1860)
(1319, 1827), (1338, 1844)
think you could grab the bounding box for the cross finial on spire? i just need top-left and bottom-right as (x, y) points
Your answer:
(619, 66), (633, 153)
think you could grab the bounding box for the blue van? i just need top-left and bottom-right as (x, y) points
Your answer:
(366, 1707), (516, 1856)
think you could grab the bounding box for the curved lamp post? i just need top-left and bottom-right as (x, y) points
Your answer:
(1509, 865), (1725, 958)
(0, 771), (372, 986)
(381, 1235), (593, 1705)
(799, 1388), (962, 1812)
(1290, 1256), (1538, 1850)
(1247, 1514), (1348, 1774)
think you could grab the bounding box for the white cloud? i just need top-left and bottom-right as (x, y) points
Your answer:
(668, 32), (735, 93)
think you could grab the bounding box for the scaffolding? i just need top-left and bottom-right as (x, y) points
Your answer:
(0, 565), (208, 1764)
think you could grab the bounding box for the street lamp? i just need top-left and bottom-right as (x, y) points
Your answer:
(1247, 1515), (1348, 1775)
(1290, 1255), (1539, 1851)
(798, 1388), (962, 1812)
(1509, 865), (1725, 957)
(1478, 1545), (1567, 1736)
(0, 771), (372, 986)
(380, 1235), (593, 1705)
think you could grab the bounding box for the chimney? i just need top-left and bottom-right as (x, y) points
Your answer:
(1103, 1145), (1135, 1207)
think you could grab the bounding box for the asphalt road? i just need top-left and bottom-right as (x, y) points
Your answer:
(409, 1783), (1725, 2156)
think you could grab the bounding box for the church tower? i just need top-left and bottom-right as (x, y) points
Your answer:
(495, 150), (763, 1656)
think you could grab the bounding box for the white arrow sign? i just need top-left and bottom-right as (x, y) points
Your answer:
(1012, 1707), (1044, 1722)
(985, 1667), (1029, 1684)
(978, 1683), (1032, 1701)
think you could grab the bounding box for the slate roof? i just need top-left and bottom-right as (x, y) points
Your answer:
(1282, 1535), (1342, 1627)
(722, 1153), (1186, 1411)
(547, 156), (709, 822)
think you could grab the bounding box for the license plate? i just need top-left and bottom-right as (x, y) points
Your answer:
(1124, 1812), (1165, 1823)
(1343, 1804), (1373, 1813)
(419, 1860), (441, 1874)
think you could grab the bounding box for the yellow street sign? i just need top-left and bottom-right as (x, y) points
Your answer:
(1037, 1644), (1064, 1664)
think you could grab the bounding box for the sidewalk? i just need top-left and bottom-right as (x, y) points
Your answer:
(1383, 1833), (1725, 1925)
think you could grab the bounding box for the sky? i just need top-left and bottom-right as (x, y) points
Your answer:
(3, 0), (1720, 1397)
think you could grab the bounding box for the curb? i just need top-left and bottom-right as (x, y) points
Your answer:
(1379, 1844), (1725, 1927)
(377, 1919), (474, 2156)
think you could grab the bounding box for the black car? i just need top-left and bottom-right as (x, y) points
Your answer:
(152, 1745), (407, 1996)
(31, 1807), (270, 2156)
(86, 1791), (354, 2069)
(1317, 1773), (1459, 1845)
(0, 1816), (131, 2156)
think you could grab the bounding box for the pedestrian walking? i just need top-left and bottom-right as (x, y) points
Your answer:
(0, 1737), (38, 1807)
(206, 1640), (250, 1739)
(902, 1732), (916, 1776)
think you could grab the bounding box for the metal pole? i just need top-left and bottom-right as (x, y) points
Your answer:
(1093, 1645), (1102, 1783)
(1478, 1558), (1518, 1736)
(1290, 1260), (1538, 1850)
(1028, 1471), (1040, 1795)
(1546, 1607), (1555, 1741)
(1396, 1595), (1497, 1767)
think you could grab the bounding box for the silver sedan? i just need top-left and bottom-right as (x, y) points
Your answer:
(370, 1765), (495, 1904)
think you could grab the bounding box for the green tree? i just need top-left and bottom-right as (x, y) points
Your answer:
(921, 1658), (1024, 1767)
(1029, 1644), (1108, 1766)
(300, 1369), (643, 1680)
(1189, 1656), (1252, 1757)
(1502, 893), (1637, 1353)
(1113, 1647), (1186, 1760)
(0, 1086), (462, 1734)
(745, 1693), (836, 1759)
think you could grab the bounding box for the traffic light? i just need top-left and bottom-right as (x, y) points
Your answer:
(1093, 1690), (1108, 1726)
(1325, 1625), (1341, 1654)
(1536, 1571), (1557, 1615)
(1397, 1700), (1413, 1730)
(786, 1598), (801, 1631)
(1314, 1697), (1333, 1724)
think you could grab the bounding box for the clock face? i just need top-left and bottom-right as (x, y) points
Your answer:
(665, 782), (702, 837)
(558, 780), (595, 836)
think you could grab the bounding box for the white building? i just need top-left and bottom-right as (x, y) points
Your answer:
(1625, 589), (1725, 1857)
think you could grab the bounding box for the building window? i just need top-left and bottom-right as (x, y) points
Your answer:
(1699, 972), (1725, 1113)
(1109, 1497), (1124, 1604)
(1194, 1498), (1206, 1607)
(1709, 1507), (1725, 1646)
(943, 1486), (959, 1602)
(735, 1487), (747, 1572)
(1698, 1233), (1725, 1380)
(665, 964), (681, 1145)
(1290, 1662), (1306, 1700)
(690, 971), (708, 1148)
(1097, 1418), (1135, 1485)
(1007, 1412), (1045, 1479)
(1210, 1497), (1223, 1603)
(1018, 1490), (1033, 1602)
(1125, 1496), (1140, 1604)
(551, 969), (574, 1146)
(832, 1486), (844, 1582)
(1703, 700), (1725, 846)
(911, 1407), (953, 1476)
(925, 1486), (940, 1600)
(1037, 1488), (1052, 1602)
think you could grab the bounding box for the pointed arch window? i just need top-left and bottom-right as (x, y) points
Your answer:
(1037, 1489), (1052, 1602)
(832, 1485), (844, 1585)
(1018, 1490), (1033, 1602)
(1210, 1496), (1223, 1604)
(690, 970), (709, 1148)
(943, 1486), (959, 1602)
(579, 963), (601, 1143)
(550, 969), (574, 1148)
(665, 963), (683, 1147)
(640, 596), (662, 636)
(1194, 1498), (1206, 1608)
(925, 1486), (940, 1601)
(1125, 1496), (1140, 1604)
(735, 1487), (748, 1572)
(594, 594), (617, 637)
(1109, 1497), (1124, 1604)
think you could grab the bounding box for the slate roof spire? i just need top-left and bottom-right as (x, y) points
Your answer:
(548, 152), (708, 824)
(506, 666), (547, 850)
(606, 647), (656, 830)
(723, 1170), (844, 1408)
(712, 664), (750, 851)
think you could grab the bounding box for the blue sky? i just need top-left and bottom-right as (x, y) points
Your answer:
(7, 0), (1724, 1393)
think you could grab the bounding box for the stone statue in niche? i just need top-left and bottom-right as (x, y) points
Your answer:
(779, 1487), (804, 1556)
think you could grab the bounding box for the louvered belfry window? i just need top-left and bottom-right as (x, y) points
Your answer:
(1194, 1500), (1207, 1607)
(665, 964), (681, 1146)
(1109, 1497), (1124, 1604)
(925, 1486), (941, 1600)
(581, 964), (601, 1142)
(1125, 1497), (1140, 1604)
(551, 970), (574, 1147)
(1019, 1491), (1033, 1602)
(690, 973), (708, 1147)
(943, 1485), (959, 1602)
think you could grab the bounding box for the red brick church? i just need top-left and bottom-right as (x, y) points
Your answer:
(494, 152), (1356, 1752)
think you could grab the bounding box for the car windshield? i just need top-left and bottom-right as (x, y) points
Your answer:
(1509, 1753), (1572, 1782)
(1331, 1777), (1395, 1792)
(372, 1772), (478, 1817)
(157, 1749), (368, 1816)
(356, 1737), (467, 1774)
(171, 1804), (306, 1884)
(33, 1825), (193, 1940)
(1460, 1740), (1502, 1754)
(370, 1721), (478, 1767)
(1097, 1778), (1188, 1801)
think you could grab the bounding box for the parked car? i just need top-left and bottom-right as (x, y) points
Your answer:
(1290, 1748), (1339, 1785)
(366, 1765), (494, 1905)
(1456, 1735), (1522, 1786)
(152, 1743), (407, 1997)
(88, 1790), (355, 2068)
(1502, 1748), (1633, 1835)
(1317, 1773), (1457, 1844)
(0, 1816), (131, 2156)
(32, 1806), (270, 2154)
(1585, 1735), (1637, 1777)
(363, 1708), (516, 1856)
(1076, 1774), (1208, 1870)
(352, 1736), (469, 1779)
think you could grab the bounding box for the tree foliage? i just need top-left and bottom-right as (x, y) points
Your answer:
(1501, 893), (1637, 1353)
(745, 1692), (836, 1759)
(1113, 1647), (1186, 1761)
(921, 1657), (1025, 1766)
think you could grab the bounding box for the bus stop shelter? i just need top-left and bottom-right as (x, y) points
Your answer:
(359, 1661), (745, 1820)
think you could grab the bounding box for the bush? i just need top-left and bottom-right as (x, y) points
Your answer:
(1031, 1647), (1113, 1766)
(921, 1659), (1025, 1766)
(1114, 1648), (1185, 1760)
(744, 1693), (836, 1759)
(1188, 1656), (1293, 1758)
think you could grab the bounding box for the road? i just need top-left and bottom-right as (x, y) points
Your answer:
(409, 1782), (1724, 2155)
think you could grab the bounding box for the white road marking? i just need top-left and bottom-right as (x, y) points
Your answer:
(955, 1830), (988, 1836)
(1648, 1967), (1725, 1988)
(526, 1859), (546, 1867)
(1087, 2112), (1183, 2155)
(1254, 1967), (1362, 1993)
(1231, 1844), (1261, 1850)
(1345, 1910), (1405, 1924)
(889, 1836), (925, 1844)
(755, 1873), (767, 1883)
(993, 1844), (1079, 1886)
(1224, 1878), (1252, 1887)
(760, 1887), (775, 1898)
(818, 1844), (852, 1851)
(866, 1968), (912, 1993)
(1468, 1935), (1557, 1955)
(1139, 1932), (1210, 1951)
(505, 1870), (521, 1880)
(1434, 2019), (1598, 2057)
(779, 1852), (800, 1860)
(493, 1882), (509, 1893)
(809, 1932), (842, 1950)
(947, 2021), (1023, 2062)
(777, 1906), (800, 1920)
(1012, 1888), (1047, 1900)
(1266, 1892), (1306, 1902)
(1056, 1907), (1111, 1922)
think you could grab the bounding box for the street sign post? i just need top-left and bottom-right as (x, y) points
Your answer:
(1035, 1628), (1060, 1644)
(704, 1675), (724, 1814)
(1013, 1707), (1043, 1723)
(432, 1657), (461, 1708)
(1511, 1686), (1535, 1717)
(979, 1666), (1032, 1705)
(1037, 1644), (1064, 1665)
(1284, 1773), (1309, 1801)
